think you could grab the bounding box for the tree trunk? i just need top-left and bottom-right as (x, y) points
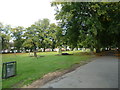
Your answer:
(71, 48), (74, 51)
(33, 43), (37, 57)
(106, 47), (109, 51)
(102, 48), (105, 52)
(96, 48), (100, 53)
(52, 48), (54, 51)
(109, 48), (111, 51)
(57, 46), (62, 55)
(52, 45), (55, 51)
(11, 49), (14, 53)
(30, 48), (32, 52)
(65, 48), (67, 51)
(17, 49), (20, 53)
(58, 48), (62, 54)
(90, 47), (94, 52)
(33, 51), (37, 57)
(65, 46), (67, 51)
(117, 46), (120, 53)
(43, 48), (45, 52)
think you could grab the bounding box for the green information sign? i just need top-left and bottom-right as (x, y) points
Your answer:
(2, 61), (16, 79)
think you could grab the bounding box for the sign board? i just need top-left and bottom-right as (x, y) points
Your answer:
(2, 61), (16, 79)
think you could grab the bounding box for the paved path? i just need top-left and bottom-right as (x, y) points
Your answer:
(41, 56), (118, 88)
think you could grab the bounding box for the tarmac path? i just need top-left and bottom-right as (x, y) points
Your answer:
(41, 56), (118, 88)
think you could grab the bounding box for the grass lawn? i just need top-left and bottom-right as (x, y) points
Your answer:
(2, 51), (93, 88)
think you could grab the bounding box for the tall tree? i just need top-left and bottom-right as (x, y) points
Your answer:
(48, 23), (58, 51)
(0, 23), (11, 52)
(34, 18), (50, 52)
(52, 2), (120, 53)
(11, 26), (24, 53)
(23, 25), (40, 57)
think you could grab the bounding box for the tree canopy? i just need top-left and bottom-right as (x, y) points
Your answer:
(52, 2), (120, 52)
(1, 2), (119, 56)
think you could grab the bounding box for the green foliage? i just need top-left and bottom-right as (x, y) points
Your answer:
(1, 33), (11, 50)
(1, 2), (119, 53)
(1, 18), (64, 54)
(52, 2), (120, 52)
(0, 23), (11, 50)
(33, 18), (51, 50)
(11, 26), (24, 52)
(22, 18), (62, 56)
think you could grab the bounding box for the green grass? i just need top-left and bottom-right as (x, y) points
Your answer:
(2, 51), (92, 88)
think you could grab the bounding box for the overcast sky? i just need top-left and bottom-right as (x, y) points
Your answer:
(0, 0), (56, 28)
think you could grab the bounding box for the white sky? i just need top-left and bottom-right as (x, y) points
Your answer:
(0, 0), (56, 28)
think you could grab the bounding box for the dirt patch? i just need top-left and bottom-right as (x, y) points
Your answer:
(22, 58), (94, 88)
